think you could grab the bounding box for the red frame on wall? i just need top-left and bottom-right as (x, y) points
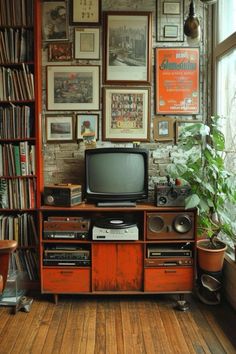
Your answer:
(155, 47), (200, 115)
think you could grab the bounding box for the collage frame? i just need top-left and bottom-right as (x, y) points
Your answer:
(102, 87), (150, 142)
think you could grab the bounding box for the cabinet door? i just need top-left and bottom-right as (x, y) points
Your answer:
(92, 244), (143, 291)
(144, 267), (193, 292)
(42, 268), (90, 293)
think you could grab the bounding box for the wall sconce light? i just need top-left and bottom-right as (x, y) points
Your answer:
(200, 0), (217, 4)
(184, 0), (201, 45)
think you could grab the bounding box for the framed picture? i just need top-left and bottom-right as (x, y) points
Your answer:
(155, 48), (200, 115)
(46, 65), (100, 111)
(175, 119), (200, 143)
(103, 87), (150, 142)
(45, 115), (74, 142)
(69, 0), (101, 25)
(48, 42), (72, 61)
(156, 0), (184, 42)
(74, 28), (100, 60)
(42, 1), (68, 41)
(163, 2), (180, 15)
(103, 11), (152, 85)
(76, 114), (99, 140)
(164, 25), (178, 39)
(153, 116), (174, 142)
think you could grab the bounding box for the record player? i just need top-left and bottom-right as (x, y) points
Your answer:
(92, 217), (139, 241)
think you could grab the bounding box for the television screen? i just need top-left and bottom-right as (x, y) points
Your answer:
(85, 148), (149, 206)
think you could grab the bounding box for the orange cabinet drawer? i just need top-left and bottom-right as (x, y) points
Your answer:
(144, 267), (193, 292)
(42, 268), (91, 293)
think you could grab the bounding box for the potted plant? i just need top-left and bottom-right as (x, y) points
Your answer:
(167, 116), (236, 272)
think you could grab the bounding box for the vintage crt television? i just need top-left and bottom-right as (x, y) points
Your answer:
(84, 148), (149, 206)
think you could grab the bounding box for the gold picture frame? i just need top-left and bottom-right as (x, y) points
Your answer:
(153, 116), (174, 141)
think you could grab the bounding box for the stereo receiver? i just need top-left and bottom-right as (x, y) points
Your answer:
(147, 247), (192, 258)
(44, 216), (90, 240)
(145, 258), (193, 267)
(43, 245), (90, 266)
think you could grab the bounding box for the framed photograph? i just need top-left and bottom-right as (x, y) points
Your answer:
(74, 28), (100, 60)
(42, 1), (68, 41)
(46, 65), (100, 111)
(164, 25), (178, 38)
(153, 116), (174, 142)
(103, 87), (150, 142)
(48, 42), (72, 61)
(45, 115), (74, 142)
(69, 0), (101, 25)
(175, 119), (200, 143)
(76, 114), (99, 140)
(156, 0), (184, 42)
(155, 48), (200, 115)
(103, 11), (152, 85)
(163, 2), (180, 15)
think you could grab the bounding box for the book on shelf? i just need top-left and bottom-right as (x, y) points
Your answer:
(13, 144), (21, 176)
(19, 141), (28, 176)
(0, 178), (8, 208)
(28, 213), (38, 245)
(0, 144), (3, 175)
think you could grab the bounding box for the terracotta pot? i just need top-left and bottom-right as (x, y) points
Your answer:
(197, 239), (227, 272)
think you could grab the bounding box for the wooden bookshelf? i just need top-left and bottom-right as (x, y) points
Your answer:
(0, 0), (42, 286)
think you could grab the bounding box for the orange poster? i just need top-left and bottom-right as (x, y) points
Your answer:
(155, 48), (199, 114)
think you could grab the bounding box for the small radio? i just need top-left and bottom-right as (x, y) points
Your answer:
(44, 184), (82, 207)
(155, 178), (191, 207)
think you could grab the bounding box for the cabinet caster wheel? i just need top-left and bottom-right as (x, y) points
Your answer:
(175, 299), (190, 311)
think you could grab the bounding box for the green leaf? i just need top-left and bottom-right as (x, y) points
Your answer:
(212, 129), (225, 151)
(185, 194), (200, 209)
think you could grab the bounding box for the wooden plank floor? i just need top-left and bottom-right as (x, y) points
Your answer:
(0, 294), (235, 354)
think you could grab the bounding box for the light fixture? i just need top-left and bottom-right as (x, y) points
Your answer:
(200, 0), (217, 4)
(184, 0), (201, 45)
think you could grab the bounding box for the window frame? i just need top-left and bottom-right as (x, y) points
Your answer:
(212, 3), (236, 113)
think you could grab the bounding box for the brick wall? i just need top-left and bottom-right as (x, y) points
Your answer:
(42, 0), (211, 201)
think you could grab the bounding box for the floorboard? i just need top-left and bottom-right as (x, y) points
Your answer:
(0, 293), (235, 354)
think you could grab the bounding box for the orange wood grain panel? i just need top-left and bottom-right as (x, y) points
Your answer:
(144, 267), (193, 292)
(42, 268), (90, 293)
(92, 244), (143, 291)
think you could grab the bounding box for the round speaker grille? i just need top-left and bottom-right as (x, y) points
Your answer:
(148, 216), (164, 233)
(173, 215), (192, 233)
(45, 195), (54, 205)
(168, 189), (178, 200)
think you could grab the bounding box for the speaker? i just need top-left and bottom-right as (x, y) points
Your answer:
(146, 212), (194, 240)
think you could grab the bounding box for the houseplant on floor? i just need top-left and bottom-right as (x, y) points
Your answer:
(167, 116), (236, 273)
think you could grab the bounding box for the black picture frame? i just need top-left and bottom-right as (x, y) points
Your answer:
(69, 0), (101, 26)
